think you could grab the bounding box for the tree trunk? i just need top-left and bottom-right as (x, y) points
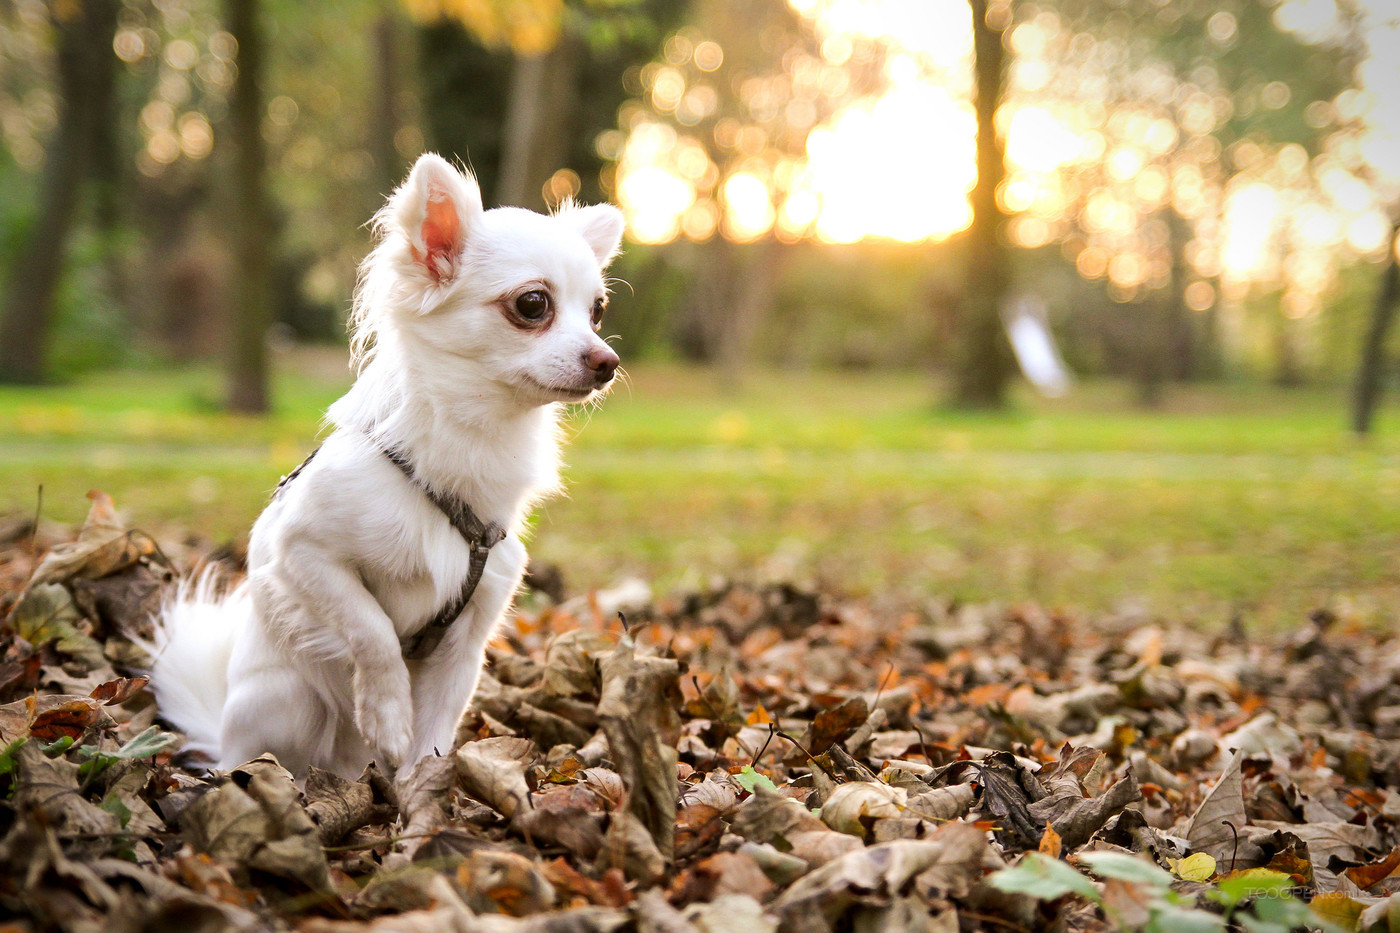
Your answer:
(718, 239), (784, 386)
(949, 0), (1015, 408)
(0, 0), (119, 384)
(1352, 221), (1400, 434)
(372, 8), (407, 193)
(497, 38), (581, 210)
(225, 0), (274, 414)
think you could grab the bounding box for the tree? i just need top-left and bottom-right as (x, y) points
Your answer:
(225, 0), (275, 413)
(607, 0), (885, 374)
(1007, 0), (1359, 400)
(949, 0), (1016, 408)
(1352, 220), (1400, 434)
(0, 0), (120, 384)
(407, 0), (685, 210)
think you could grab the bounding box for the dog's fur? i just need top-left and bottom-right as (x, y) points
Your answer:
(149, 153), (625, 779)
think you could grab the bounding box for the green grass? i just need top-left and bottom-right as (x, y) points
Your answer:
(3, 351), (1399, 630)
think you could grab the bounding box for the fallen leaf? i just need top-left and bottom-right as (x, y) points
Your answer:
(676, 803), (728, 860)
(1185, 749), (1246, 865)
(1343, 845), (1400, 890)
(804, 696), (869, 757)
(1310, 891), (1365, 929)
(455, 848), (556, 917)
(7, 583), (105, 670)
(29, 696), (106, 742)
(820, 781), (907, 838)
(25, 491), (156, 589)
(88, 675), (149, 707)
(456, 737), (537, 819)
(773, 825), (990, 927)
(1171, 852), (1217, 882)
(596, 633), (683, 876)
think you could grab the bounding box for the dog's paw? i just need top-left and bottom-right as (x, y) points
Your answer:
(353, 672), (414, 768)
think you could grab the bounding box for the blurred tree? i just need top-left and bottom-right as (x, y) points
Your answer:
(225, 0), (274, 413)
(407, 0), (685, 211)
(0, 0), (120, 384)
(1009, 0), (1359, 400)
(950, 0), (1016, 408)
(608, 0), (885, 375)
(1352, 219), (1400, 434)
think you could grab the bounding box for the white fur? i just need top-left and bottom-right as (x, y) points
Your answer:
(149, 154), (624, 779)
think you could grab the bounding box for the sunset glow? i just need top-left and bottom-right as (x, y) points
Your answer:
(613, 0), (1399, 312)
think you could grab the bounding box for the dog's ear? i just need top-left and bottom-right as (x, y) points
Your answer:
(558, 203), (626, 268)
(389, 153), (483, 284)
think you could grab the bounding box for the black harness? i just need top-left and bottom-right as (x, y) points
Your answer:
(275, 443), (506, 661)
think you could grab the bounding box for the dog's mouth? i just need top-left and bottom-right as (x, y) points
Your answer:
(522, 376), (600, 403)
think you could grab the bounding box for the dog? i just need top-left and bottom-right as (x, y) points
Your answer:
(148, 152), (625, 780)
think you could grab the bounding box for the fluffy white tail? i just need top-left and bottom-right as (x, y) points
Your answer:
(146, 570), (248, 763)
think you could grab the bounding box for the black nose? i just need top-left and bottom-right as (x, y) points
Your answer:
(585, 345), (619, 384)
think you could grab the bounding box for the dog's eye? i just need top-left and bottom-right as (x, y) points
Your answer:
(591, 297), (607, 331)
(514, 290), (550, 321)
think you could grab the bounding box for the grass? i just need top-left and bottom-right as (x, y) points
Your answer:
(3, 348), (1399, 630)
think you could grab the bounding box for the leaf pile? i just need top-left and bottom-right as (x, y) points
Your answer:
(4, 496), (1400, 930)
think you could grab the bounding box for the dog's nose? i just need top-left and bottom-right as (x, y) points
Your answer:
(584, 345), (619, 384)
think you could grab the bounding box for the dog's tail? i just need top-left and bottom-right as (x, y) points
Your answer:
(145, 569), (249, 763)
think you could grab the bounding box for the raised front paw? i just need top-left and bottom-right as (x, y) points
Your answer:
(353, 673), (414, 769)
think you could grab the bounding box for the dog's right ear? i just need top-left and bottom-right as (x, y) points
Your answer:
(387, 153), (483, 285)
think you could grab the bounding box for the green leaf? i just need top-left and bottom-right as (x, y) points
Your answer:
(735, 765), (778, 793)
(99, 792), (132, 829)
(1145, 903), (1227, 933)
(1080, 851), (1176, 888)
(77, 753), (118, 782)
(110, 726), (178, 761)
(8, 583), (106, 669)
(0, 737), (27, 776)
(1211, 869), (1296, 907)
(988, 852), (1102, 904)
(40, 735), (75, 757)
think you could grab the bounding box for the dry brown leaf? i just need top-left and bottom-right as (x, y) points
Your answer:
(88, 675), (149, 707)
(770, 825), (988, 929)
(820, 782), (907, 838)
(29, 696), (107, 742)
(26, 491), (157, 589)
(1185, 749), (1247, 863)
(1030, 771), (1141, 849)
(7, 583), (105, 670)
(456, 737), (537, 819)
(455, 848), (556, 917)
(1344, 845), (1400, 890)
(306, 762), (398, 848)
(675, 803), (727, 860)
(730, 787), (827, 846)
(906, 783), (977, 822)
(596, 633), (683, 870)
(804, 696), (869, 757)
(180, 755), (332, 893)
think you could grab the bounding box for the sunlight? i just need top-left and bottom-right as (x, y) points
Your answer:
(806, 80), (976, 243)
(611, 0), (1399, 310)
(1222, 182), (1281, 283)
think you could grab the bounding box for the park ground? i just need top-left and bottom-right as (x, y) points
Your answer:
(2, 346), (1398, 630)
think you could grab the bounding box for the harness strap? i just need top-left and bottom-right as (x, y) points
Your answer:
(272, 441), (506, 661)
(274, 445), (321, 497)
(379, 447), (506, 660)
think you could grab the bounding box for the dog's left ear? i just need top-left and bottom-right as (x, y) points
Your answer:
(559, 204), (626, 268)
(388, 153), (484, 284)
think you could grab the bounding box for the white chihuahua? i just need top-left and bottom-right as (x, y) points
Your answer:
(149, 153), (624, 779)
